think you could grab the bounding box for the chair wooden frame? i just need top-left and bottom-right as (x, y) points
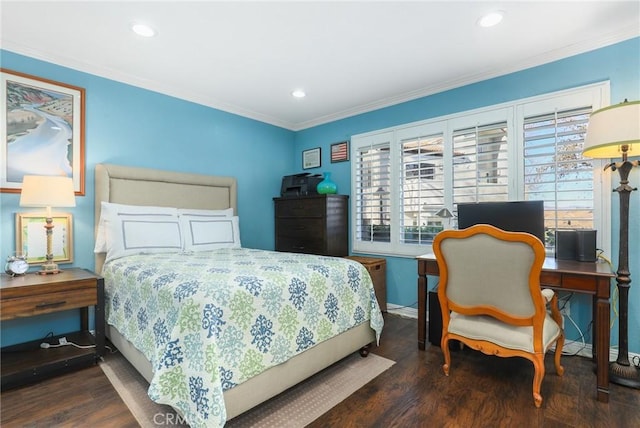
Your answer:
(433, 224), (565, 408)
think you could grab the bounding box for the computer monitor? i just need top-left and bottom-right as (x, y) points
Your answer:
(456, 200), (545, 243)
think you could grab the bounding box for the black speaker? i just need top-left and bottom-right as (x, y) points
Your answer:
(555, 230), (577, 260)
(428, 290), (442, 347)
(576, 229), (597, 262)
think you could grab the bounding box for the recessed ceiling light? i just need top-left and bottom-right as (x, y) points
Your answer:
(478, 11), (504, 28)
(292, 89), (306, 98)
(132, 23), (156, 37)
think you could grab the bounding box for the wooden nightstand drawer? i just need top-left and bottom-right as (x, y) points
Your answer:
(1, 288), (97, 320)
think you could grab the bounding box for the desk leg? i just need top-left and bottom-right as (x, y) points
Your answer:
(418, 273), (427, 350)
(595, 294), (610, 402)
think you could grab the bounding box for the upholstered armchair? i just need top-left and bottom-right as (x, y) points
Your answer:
(432, 224), (565, 408)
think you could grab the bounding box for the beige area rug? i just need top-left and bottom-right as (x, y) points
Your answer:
(100, 351), (394, 427)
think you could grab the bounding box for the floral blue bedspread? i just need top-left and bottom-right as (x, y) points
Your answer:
(102, 248), (384, 427)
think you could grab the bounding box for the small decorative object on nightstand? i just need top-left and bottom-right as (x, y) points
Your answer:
(345, 256), (387, 312)
(0, 268), (105, 389)
(5, 253), (28, 277)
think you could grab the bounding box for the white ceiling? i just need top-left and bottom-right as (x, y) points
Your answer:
(1, 1), (639, 131)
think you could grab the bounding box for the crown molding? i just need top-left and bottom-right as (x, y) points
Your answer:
(291, 26), (639, 131)
(3, 25), (637, 132)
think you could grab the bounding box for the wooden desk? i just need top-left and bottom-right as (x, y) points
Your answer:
(417, 254), (614, 403)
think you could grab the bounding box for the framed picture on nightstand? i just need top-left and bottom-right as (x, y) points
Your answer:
(16, 212), (73, 265)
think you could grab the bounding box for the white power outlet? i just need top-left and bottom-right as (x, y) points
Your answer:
(560, 302), (570, 317)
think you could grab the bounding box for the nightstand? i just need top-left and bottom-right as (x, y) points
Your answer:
(345, 256), (387, 312)
(0, 268), (105, 389)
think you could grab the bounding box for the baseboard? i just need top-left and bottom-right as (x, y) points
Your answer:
(557, 340), (640, 363)
(387, 304), (640, 364)
(387, 303), (417, 319)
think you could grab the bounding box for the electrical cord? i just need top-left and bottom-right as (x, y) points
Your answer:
(40, 341), (95, 350)
(555, 293), (590, 356)
(558, 292), (573, 313)
(40, 340), (116, 354)
(561, 314), (588, 356)
(39, 331), (115, 353)
(596, 251), (621, 330)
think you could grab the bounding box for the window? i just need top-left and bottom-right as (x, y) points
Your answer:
(400, 132), (445, 244)
(354, 133), (392, 245)
(351, 82), (611, 257)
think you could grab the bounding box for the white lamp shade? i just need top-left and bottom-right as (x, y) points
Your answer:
(583, 100), (640, 159)
(19, 175), (76, 208)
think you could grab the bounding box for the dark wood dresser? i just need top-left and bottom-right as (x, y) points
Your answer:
(274, 195), (348, 256)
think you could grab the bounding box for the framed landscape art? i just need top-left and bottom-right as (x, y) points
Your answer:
(1, 69), (85, 195)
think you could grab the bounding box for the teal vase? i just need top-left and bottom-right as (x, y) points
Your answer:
(317, 172), (338, 194)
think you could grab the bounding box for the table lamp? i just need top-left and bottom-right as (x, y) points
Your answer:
(434, 208), (455, 219)
(19, 175), (76, 275)
(583, 99), (640, 389)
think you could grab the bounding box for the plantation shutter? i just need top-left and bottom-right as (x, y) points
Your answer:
(355, 141), (391, 243)
(523, 107), (594, 238)
(400, 133), (445, 244)
(452, 121), (509, 206)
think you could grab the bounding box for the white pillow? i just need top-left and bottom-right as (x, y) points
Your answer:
(93, 202), (178, 253)
(95, 202), (179, 253)
(181, 215), (241, 251)
(105, 213), (183, 262)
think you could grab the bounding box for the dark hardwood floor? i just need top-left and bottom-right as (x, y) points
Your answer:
(2, 314), (639, 427)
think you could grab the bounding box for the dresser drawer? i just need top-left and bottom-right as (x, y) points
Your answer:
(276, 218), (325, 239)
(1, 288), (97, 320)
(275, 198), (326, 218)
(276, 237), (325, 254)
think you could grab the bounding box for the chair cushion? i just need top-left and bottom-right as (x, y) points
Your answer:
(448, 312), (561, 353)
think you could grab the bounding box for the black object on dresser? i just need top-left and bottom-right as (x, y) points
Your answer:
(274, 194), (349, 256)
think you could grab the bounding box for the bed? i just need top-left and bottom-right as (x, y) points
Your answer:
(94, 163), (384, 427)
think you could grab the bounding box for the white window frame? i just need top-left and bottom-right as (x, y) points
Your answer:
(351, 82), (611, 258)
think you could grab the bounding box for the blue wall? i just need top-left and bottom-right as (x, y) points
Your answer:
(1, 50), (296, 346)
(1, 38), (639, 354)
(295, 37), (640, 353)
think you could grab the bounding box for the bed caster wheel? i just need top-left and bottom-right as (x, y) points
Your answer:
(359, 346), (370, 357)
